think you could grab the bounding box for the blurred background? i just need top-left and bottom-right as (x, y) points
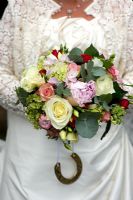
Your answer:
(0, 0), (8, 140)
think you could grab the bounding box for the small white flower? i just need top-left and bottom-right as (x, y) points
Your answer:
(96, 74), (115, 96)
(93, 57), (103, 67)
(20, 66), (45, 92)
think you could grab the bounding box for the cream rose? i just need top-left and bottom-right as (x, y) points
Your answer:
(20, 66), (45, 92)
(96, 74), (115, 96)
(44, 96), (72, 130)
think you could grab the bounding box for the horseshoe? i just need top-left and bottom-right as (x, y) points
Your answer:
(54, 153), (82, 184)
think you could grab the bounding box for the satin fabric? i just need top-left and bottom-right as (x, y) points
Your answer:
(0, 17), (133, 200)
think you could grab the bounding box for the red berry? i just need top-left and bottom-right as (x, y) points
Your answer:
(81, 54), (93, 63)
(52, 49), (59, 58)
(119, 99), (129, 109)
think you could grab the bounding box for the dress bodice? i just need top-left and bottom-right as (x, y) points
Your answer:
(36, 17), (106, 53)
(14, 17), (106, 77)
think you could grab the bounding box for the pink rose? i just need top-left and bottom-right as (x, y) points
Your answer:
(68, 80), (96, 107)
(107, 66), (119, 80)
(101, 112), (111, 122)
(39, 114), (51, 129)
(38, 83), (55, 101)
(67, 63), (81, 82)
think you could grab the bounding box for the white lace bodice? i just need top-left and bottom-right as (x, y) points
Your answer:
(0, 0), (133, 114)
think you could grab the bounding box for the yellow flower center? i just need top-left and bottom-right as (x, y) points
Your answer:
(53, 102), (67, 118)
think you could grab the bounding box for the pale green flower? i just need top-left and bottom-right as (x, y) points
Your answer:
(44, 96), (72, 130)
(49, 62), (68, 81)
(96, 74), (115, 96)
(20, 66), (45, 92)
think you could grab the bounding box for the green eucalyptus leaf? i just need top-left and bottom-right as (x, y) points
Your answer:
(75, 112), (100, 138)
(80, 64), (87, 82)
(56, 83), (65, 96)
(84, 44), (99, 57)
(86, 61), (95, 81)
(91, 67), (106, 77)
(63, 88), (71, 97)
(68, 48), (83, 64)
(102, 101), (110, 111)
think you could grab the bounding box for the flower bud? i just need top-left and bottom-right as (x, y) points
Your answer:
(59, 130), (67, 141)
(73, 110), (79, 117)
(101, 111), (111, 122)
(66, 132), (78, 142)
(68, 127), (72, 132)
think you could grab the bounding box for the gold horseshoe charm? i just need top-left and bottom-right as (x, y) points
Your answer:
(54, 153), (82, 184)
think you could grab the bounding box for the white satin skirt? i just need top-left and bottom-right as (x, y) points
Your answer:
(0, 111), (133, 200)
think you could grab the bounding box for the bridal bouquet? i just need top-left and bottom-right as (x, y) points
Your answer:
(16, 44), (133, 149)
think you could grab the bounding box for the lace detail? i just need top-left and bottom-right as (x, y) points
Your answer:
(0, 6), (23, 115)
(86, 0), (133, 94)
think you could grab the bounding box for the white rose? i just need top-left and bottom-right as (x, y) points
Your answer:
(93, 57), (103, 67)
(96, 74), (115, 96)
(44, 96), (72, 130)
(20, 66), (45, 92)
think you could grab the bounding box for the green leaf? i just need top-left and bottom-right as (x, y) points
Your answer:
(56, 83), (65, 96)
(84, 44), (99, 57)
(16, 87), (29, 106)
(75, 112), (101, 138)
(86, 61), (95, 81)
(63, 88), (71, 97)
(91, 67), (106, 77)
(80, 64), (87, 82)
(102, 54), (115, 69)
(101, 120), (111, 140)
(68, 48), (83, 64)
(112, 82), (127, 100)
(102, 101), (110, 111)
(98, 94), (112, 104)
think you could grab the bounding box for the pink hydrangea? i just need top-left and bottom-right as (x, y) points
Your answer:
(68, 80), (96, 107)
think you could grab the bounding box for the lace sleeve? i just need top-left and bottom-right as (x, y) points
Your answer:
(0, 6), (23, 115)
(122, 5), (133, 95)
(86, 0), (133, 94)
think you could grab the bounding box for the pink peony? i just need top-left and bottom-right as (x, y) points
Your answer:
(38, 83), (55, 101)
(67, 63), (81, 82)
(68, 80), (96, 107)
(101, 112), (111, 122)
(107, 66), (119, 80)
(39, 114), (51, 129)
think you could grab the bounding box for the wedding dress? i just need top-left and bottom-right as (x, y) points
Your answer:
(0, 0), (133, 199)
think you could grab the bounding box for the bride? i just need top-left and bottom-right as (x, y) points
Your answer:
(0, 0), (133, 199)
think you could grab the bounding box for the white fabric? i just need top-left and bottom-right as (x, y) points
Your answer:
(0, 0), (133, 199)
